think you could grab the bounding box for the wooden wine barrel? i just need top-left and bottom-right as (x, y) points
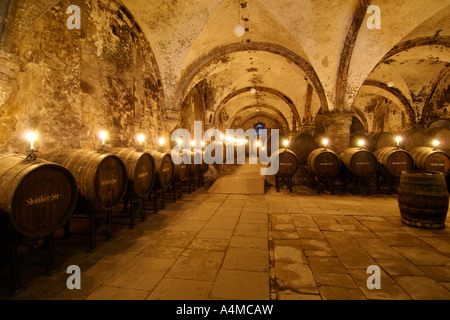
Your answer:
(424, 127), (450, 151)
(373, 147), (414, 178)
(182, 149), (201, 178)
(206, 141), (227, 164)
(409, 147), (450, 176)
(350, 134), (370, 149)
(108, 148), (156, 198)
(166, 149), (190, 183)
(398, 171), (449, 229)
(399, 130), (430, 151)
(148, 150), (174, 190)
(339, 148), (378, 178)
(368, 132), (396, 151)
(429, 118), (450, 128)
(0, 154), (78, 239)
(307, 148), (341, 178)
(273, 149), (298, 177)
(290, 132), (318, 165)
(200, 151), (209, 174)
(41, 149), (127, 212)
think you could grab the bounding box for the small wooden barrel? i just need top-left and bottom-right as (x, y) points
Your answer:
(290, 132), (318, 165)
(148, 150), (174, 190)
(339, 148), (378, 178)
(273, 149), (299, 177)
(368, 132), (396, 151)
(108, 148), (156, 198)
(409, 147), (450, 176)
(167, 149), (190, 183)
(307, 148), (341, 178)
(373, 147), (414, 178)
(399, 130), (430, 151)
(0, 154), (78, 238)
(41, 149), (127, 212)
(398, 171), (449, 229)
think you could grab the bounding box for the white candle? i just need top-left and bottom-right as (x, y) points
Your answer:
(26, 132), (37, 150)
(99, 131), (107, 145)
(159, 137), (165, 148)
(396, 136), (402, 146)
(323, 139), (328, 148)
(137, 134), (144, 146)
(283, 140), (289, 148)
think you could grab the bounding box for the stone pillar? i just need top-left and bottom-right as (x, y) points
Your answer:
(320, 112), (353, 155)
(0, 49), (22, 108)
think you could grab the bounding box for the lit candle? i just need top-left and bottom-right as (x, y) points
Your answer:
(396, 136), (402, 146)
(159, 137), (165, 148)
(323, 139), (328, 149)
(220, 134), (225, 140)
(201, 141), (205, 147)
(137, 134), (145, 146)
(433, 140), (440, 148)
(26, 132), (37, 150)
(358, 140), (365, 148)
(190, 141), (195, 148)
(99, 131), (107, 146)
(255, 141), (260, 148)
(283, 140), (289, 148)
(177, 138), (182, 146)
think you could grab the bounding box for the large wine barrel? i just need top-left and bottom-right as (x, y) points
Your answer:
(290, 132), (318, 165)
(200, 151), (209, 174)
(398, 171), (449, 229)
(424, 127), (450, 151)
(108, 148), (156, 198)
(273, 149), (298, 177)
(409, 147), (450, 176)
(183, 149), (201, 178)
(373, 147), (414, 178)
(206, 141), (226, 164)
(429, 118), (450, 128)
(339, 148), (378, 178)
(167, 149), (190, 183)
(399, 130), (430, 151)
(0, 154), (78, 239)
(148, 150), (174, 190)
(368, 132), (396, 151)
(41, 149), (127, 212)
(307, 148), (341, 178)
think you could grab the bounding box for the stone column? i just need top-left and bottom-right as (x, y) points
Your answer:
(319, 112), (353, 155)
(0, 49), (22, 108)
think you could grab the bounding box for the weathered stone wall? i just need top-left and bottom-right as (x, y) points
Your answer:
(0, 0), (165, 154)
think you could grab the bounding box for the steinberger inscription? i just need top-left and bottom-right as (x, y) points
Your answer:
(280, 162), (292, 166)
(101, 179), (117, 186)
(137, 172), (148, 179)
(320, 162), (335, 166)
(356, 162), (370, 165)
(26, 193), (60, 206)
(431, 163), (444, 167)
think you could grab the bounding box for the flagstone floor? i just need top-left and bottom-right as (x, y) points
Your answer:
(1, 165), (450, 300)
